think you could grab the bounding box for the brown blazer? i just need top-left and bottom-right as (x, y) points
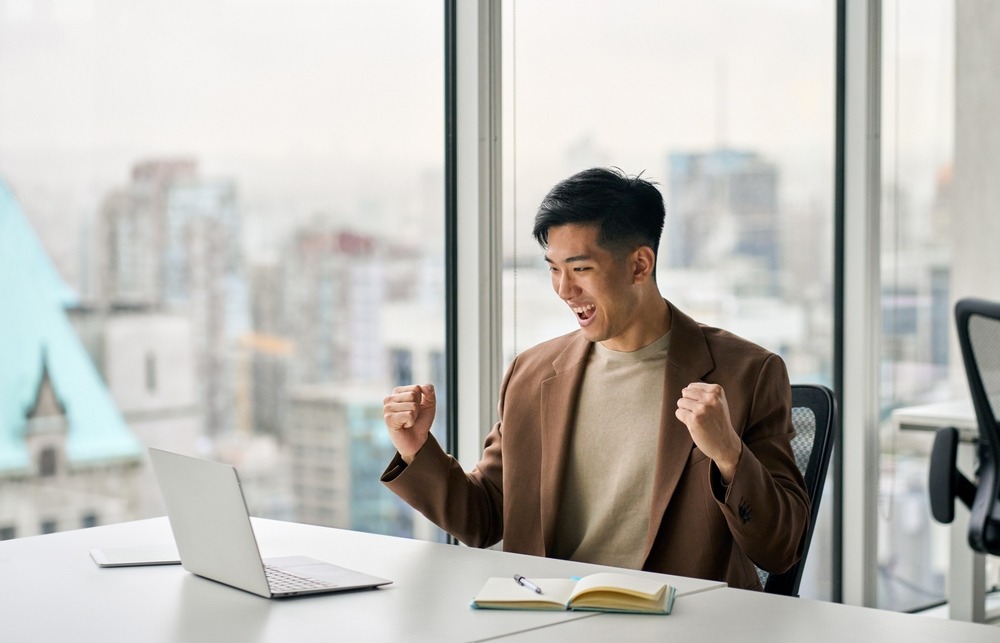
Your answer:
(382, 301), (810, 590)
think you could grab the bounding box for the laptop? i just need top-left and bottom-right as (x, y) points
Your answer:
(148, 447), (392, 598)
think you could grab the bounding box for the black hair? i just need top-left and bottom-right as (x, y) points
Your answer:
(532, 167), (665, 263)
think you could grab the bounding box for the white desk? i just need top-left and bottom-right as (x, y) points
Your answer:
(891, 399), (978, 439)
(891, 399), (990, 623)
(496, 587), (1000, 642)
(0, 518), (723, 643)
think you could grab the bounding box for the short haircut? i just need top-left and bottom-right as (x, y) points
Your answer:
(532, 167), (665, 262)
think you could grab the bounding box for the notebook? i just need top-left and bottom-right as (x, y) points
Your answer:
(148, 447), (392, 598)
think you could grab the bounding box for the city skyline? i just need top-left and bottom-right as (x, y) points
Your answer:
(1, 2), (953, 303)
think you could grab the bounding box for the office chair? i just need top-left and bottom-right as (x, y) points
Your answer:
(757, 383), (837, 596)
(928, 298), (1000, 555)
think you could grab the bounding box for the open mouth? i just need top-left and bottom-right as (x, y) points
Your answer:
(572, 304), (596, 322)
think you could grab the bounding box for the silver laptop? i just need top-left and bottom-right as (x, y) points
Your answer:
(149, 447), (392, 598)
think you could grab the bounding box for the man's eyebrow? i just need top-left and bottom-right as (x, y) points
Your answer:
(544, 254), (591, 264)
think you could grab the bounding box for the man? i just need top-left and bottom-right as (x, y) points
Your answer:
(381, 167), (809, 589)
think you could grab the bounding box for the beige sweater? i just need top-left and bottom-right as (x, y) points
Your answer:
(551, 331), (671, 569)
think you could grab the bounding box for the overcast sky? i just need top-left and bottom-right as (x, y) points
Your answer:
(0, 0), (953, 284)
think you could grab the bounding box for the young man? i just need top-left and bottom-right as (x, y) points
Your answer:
(381, 167), (809, 589)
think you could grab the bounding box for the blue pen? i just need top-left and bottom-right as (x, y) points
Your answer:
(513, 573), (542, 594)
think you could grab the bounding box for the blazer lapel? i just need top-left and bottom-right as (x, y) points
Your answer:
(539, 334), (591, 554)
(643, 302), (715, 561)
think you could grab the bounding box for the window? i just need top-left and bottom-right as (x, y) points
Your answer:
(38, 448), (57, 478)
(0, 1), (444, 542)
(875, 0), (1000, 614)
(503, 0), (835, 600)
(389, 349), (414, 388)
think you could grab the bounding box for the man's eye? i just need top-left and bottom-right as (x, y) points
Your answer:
(573, 267), (590, 272)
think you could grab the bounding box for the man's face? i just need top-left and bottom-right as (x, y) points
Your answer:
(544, 224), (643, 351)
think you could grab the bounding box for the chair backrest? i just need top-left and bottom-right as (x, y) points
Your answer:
(758, 383), (837, 596)
(955, 298), (1000, 554)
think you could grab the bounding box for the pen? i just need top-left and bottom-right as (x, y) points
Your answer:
(514, 573), (542, 594)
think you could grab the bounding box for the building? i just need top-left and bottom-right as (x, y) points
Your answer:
(667, 149), (781, 295)
(97, 162), (247, 436)
(0, 179), (143, 538)
(283, 227), (384, 386)
(96, 160), (198, 308)
(97, 311), (203, 518)
(164, 178), (246, 434)
(285, 383), (411, 536)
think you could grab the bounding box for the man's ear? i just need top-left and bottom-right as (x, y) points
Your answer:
(631, 246), (656, 283)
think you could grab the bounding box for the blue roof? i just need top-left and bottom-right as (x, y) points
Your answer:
(0, 178), (141, 473)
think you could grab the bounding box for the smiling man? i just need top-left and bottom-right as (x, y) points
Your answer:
(381, 167), (809, 589)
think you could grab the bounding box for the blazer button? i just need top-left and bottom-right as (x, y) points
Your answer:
(738, 500), (752, 524)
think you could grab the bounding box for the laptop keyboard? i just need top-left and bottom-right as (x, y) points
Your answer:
(264, 565), (336, 593)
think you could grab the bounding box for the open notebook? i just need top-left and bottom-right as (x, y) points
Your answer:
(149, 447), (392, 598)
(471, 572), (676, 615)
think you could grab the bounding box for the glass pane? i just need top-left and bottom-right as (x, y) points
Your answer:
(877, 0), (954, 613)
(504, 0), (834, 599)
(0, 1), (444, 542)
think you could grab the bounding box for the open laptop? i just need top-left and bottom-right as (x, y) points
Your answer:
(148, 447), (392, 598)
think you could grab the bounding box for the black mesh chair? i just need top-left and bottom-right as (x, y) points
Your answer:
(757, 383), (837, 596)
(929, 298), (1000, 555)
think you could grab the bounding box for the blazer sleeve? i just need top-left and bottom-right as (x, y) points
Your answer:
(379, 360), (517, 549)
(709, 353), (811, 574)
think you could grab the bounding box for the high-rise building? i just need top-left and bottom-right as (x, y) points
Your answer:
(97, 162), (247, 436)
(96, 160), (198, 308)
(283, 227), (384, 386)
(236, 261), (293, 438)
(667, 149), (781, 294)
(165, 179), (246, 434)
(285, 383), (411, 536)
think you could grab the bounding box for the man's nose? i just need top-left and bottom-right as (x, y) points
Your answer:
(556, 272), (579, 299)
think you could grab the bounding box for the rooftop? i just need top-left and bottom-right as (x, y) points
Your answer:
(0, 178), (141, 473)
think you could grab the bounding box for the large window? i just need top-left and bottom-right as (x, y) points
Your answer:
(876, 0), (955, 613)
(0, 1), (444, 542)
(502, 0), (836, 600)
(877, 0), (1000, 615)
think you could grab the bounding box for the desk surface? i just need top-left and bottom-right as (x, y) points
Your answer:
(5, 518), (997, 642)
(891, 398), (976, 437)
(499, 586), (1000, 642)
(0, 517), (723, 643)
